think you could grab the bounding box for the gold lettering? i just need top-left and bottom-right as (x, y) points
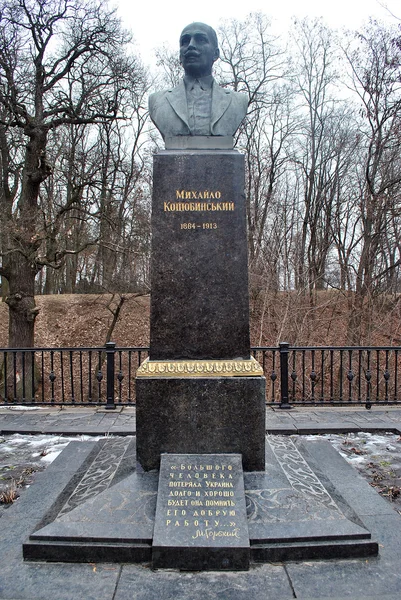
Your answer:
(215, 191), (221, 198)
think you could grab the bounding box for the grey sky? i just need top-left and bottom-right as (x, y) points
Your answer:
(114, 0), (399, 65)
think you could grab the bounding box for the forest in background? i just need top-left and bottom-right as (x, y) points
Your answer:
(0, 1), (401, 348)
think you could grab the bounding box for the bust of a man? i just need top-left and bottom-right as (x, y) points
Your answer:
(148, 22), (248, 146)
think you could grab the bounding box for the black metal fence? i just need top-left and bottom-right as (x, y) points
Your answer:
(1, 342), (401, 409)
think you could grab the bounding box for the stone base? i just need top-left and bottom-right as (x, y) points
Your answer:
(135, 376), (266, 472)
(23, 438), (379, 566)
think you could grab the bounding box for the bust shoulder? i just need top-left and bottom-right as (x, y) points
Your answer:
(148, 89), (169, 110)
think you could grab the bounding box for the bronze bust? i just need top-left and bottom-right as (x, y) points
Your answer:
(149, 22), (248, 146)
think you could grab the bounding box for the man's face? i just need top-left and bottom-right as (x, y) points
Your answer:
(179, 24), (219, 78)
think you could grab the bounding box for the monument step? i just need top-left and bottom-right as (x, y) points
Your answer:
(23, 438), (379, 567)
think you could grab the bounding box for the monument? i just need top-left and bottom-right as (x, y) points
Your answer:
(136, 22), (266, 474)
(23, 22), (378, 572)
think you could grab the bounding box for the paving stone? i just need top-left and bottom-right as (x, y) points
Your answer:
(0, 561), (120, 600)
(114, 563), (294, 600)
(286, 557), (401, 598)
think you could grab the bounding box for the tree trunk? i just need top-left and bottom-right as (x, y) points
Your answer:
(2, 253), (39, 400)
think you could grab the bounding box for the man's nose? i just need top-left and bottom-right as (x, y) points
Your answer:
(187, 36), (197, 50)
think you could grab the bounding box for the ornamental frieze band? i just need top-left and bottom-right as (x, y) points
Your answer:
(136, 357), (263, 378)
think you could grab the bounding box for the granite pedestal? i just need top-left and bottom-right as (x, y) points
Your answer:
(149, 150), (250, 360)
(136, 150), (266, 473)
(136, 375), (266, 472)
(23, 437), (378, 565)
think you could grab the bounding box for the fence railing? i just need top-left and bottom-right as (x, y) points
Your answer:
(1, 342), (400, 409)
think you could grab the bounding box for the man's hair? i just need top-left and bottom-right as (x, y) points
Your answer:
(180, 22), (218, 50)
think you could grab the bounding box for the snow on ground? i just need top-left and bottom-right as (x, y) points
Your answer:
(1, 432), (401, 512)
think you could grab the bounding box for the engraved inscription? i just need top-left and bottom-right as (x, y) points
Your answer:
(164, 201), (234, 212)
(175, 190), (222, 199)
(153, 454), (249, 552)
(180, 222), (218, 230)
(164, 459), (239, 539)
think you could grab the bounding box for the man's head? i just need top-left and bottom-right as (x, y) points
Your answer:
(179, 22), (219, 78)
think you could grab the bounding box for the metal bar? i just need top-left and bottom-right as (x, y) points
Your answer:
(128, 350), (132, 402)
(310, 350), (316, 403)
(97, 351), (102, 401)
(118, 350), (123, 403)
(60, 351), (65, 403)
(291, 350), (296, 403)
(41, 352), (45, 403)
(339, 350), (343, 403)
(384, 350), (390, 403)
(105, 342), (116, 410)
(366, 350), (371, 409)
(50, 350), (55, 403)
(70, 351), (75, 403)
(347, 350), (352, 402)
(79, 351), (84, 403)
(22, 352), (26, 402)
(271, 349), (277, 403)
(88, 351), (92, 402)
(279, 342), (291, 409)
(320, 350), (324, 403)
(31, 350), (35, 402)
(3, 351), (7, 403)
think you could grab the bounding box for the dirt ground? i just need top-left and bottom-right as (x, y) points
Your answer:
(310, 432), (401, 512)
(0, 290), (400, 349)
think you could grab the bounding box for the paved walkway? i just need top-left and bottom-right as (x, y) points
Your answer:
(1, 405), (401, 600)
(1, 404), (401, 436)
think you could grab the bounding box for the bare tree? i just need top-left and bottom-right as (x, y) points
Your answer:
(0, 0), (146, 349)
(342, 20), (401, 342)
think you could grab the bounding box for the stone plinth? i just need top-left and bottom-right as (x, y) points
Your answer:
(136, 374), (266, 472)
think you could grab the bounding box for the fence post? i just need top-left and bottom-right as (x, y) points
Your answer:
(105, 341), (116, 410)
(279, 342), (292, 409)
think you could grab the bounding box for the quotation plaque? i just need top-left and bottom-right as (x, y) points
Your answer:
(152, 454), (250, 570)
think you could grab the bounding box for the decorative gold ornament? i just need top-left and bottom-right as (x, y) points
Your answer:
(136, 356), (264, 378)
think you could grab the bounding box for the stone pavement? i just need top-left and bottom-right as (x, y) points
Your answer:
(1, 405), (401, 599)
(1, 404), (401, 436)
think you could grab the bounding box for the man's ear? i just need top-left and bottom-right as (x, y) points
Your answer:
(213, 47), (220, 63)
